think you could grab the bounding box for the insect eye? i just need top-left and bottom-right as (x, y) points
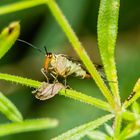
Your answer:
(47, 53), (52, 59)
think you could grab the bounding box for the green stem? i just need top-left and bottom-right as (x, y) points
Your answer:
(0, 73), (111, 112)
(46, 0), (115, 109)
(113, 113), (122, 139)
(0, 73), (41, 88)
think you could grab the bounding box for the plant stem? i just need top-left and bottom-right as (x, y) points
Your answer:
(52, 114), (114, 140)
(0, 73), (41, 88)
(46, 0), (115, 109)
(60, 89), (112, 112)
(0, 73), (111, 112)
(113, 113), (122, 139)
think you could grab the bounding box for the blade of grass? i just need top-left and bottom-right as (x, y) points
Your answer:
(86, 131), (111, 140)
(52, 114), (114, 140)
(0, 0), (46, 15)
(97, 0), (120, 106)
(0, 118), (58, 137)
(0, 73), (41, 88)
(0, 22), (20, 59)
(113, 113), (122, 138)
(46, 0), (115, 109)
(60, 89), (112, 112)
(122, 111), (140, 122)
(0, 92), (23, 122)
(0, 73), (111, 112)
(123, 78), (140, 109)
(119, 123), (140, 140)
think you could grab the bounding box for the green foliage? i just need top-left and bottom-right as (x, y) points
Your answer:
(0, 92), (22, 122)
(0, 0), (46, 15)
(0, 0), (140, 139)
(0, 21), (20, 59)
(52, 114), (114, 140)
(0, 118), (58, 137)
(97, 0), (120, 106)
(0, 22), (58, 137)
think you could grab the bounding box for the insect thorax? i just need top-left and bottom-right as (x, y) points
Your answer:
(50, 54), (87, 78)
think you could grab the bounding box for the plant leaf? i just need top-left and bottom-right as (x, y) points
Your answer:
(0, 73), (111, 112)
(0, 118), (58, 137)
(0, 73), (41, 88)
(86, 130), (110, 140)
(97, 0), (120, 105)
(46, 0), (115, 109)
(131, 102), (140, 114)
(122, 110), (140, 122)
(52, 114), (114, 140)
(0, 0), (46, 15)
(104, 123), (114, 137)
(0, 92), (23, 122)
(123, 78), (140, 109)
(60, 89), (112, 112)
(0, 22), (20, 59)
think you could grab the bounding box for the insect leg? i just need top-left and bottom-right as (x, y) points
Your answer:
(50, 72), (59, 95)
(41, 68), (49, 83)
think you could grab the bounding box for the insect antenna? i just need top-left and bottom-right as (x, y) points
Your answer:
(44, 46), (48, 55)
(17, 39), (45, 55)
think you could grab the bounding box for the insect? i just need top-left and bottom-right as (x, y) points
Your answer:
(32, 82), (64, 100)
(41, 50), (105, 86)
(17, 39), (105, 85)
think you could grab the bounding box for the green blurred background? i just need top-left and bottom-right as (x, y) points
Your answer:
(0, 0), (140, 139)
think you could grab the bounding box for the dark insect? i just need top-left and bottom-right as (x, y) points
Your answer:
(126, 91), (136, 101)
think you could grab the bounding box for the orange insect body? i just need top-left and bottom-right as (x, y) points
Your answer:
(44, 54), (52, 70)
(42, 53), (95, 79)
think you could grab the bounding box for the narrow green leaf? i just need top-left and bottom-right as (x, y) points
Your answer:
(86, 131), (110, 140)
(0, 22), (20, 59)
(46, 0), (115, 109)
(60, 89), (112, 112)
(122, 111), (140, 122)
(52, 114), (114, 140)
(123, 78), (140, 109)
(105, 124), (114, 136)
(119, 123), (133, 140)
(113, 113), (122, 138)
(0, 0), (46, 15)
(132, 102), (140, 114)
(0, 73), (111, 112)
(97, 0), (120, 105)
(0, 92), (23, 122)
(0, 73), (41, 88)
(0, 118), (58, 137)
(119, 122), (140, 140)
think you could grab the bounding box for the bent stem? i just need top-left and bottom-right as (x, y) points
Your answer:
(46, 0), (115, 109)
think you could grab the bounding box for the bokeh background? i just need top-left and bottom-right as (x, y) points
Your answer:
(0, 0), (140, 139)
